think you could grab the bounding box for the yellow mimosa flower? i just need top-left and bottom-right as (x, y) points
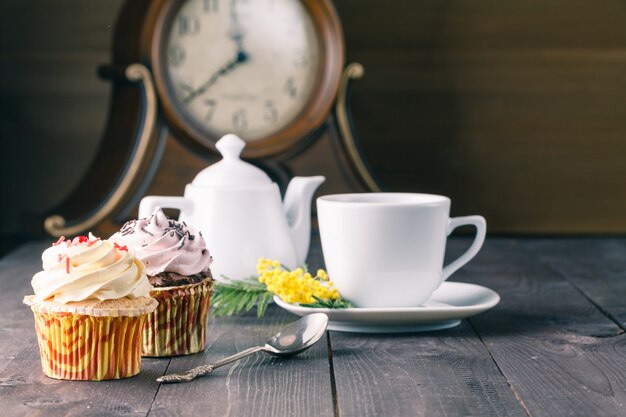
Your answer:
(256, 258), (340, 305)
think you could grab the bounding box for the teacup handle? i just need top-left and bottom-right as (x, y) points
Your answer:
(441, 215), (487, 282)
(138, 196), (194, 219)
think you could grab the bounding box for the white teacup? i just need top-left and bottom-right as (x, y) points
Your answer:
(317, 193), (486, 308)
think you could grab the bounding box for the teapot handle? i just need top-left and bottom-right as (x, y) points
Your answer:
(138, 196), (194, 219)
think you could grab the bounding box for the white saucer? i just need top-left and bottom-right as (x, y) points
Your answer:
(273, 282), (500, 333)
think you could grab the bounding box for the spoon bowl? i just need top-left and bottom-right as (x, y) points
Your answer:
(157, 313), (329, 383)
(264, 313), (329, 356)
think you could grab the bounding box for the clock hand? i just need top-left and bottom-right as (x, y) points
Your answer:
(182, 51), (248, 104)
(229, 0), (246, 55)
(182, 0), (249, 105)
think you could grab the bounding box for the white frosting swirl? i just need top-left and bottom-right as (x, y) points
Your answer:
(111, 208), (213, 276)
(31, 234), (153, 303)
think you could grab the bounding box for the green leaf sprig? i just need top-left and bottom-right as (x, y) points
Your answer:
(211, 277), (273, 317)
(211, 260), (354, 317)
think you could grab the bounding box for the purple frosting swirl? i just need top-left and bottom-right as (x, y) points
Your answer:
(112, 208), (213, 276)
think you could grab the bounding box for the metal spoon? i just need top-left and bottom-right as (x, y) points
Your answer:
(157, 313), (329, 384)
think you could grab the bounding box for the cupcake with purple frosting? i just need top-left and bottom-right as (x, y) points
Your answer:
(112, 208), (215, 356)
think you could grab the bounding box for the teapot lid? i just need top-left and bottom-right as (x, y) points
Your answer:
(192, 134), (272, 187)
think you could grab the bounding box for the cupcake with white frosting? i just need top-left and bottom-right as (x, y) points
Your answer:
(112, 208), (215, 357)
(23, 234), (157, 380)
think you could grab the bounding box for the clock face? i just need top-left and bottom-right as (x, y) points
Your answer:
(164, 0), (320, 142)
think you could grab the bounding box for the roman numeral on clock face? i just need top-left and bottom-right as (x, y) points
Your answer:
(169, 45), (186, 67)
(203, 0), (219, 13)
(232, 109), (248, 131)
(284, 77), (297, 98)
(203, 99), (217, 121)
(178, 15), (200, 36)
(263, 100), (278, 123)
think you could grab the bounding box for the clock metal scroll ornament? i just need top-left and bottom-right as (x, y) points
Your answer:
(44, 0), (380, 237)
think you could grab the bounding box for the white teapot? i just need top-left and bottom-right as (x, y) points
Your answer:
(138, 134), (325, 281)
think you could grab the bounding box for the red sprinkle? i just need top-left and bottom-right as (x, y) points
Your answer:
(53, 236), (66, 246)
(57, 254), (64, 262)
(87, 236), (101, 246)
(72, 235), (89, 245)
(65, 257), (71, 274)
(114, 243), (128, 252)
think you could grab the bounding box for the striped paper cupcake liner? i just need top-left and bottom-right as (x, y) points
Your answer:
(30, 310), (147, 381)
(142, 278), (215, 357)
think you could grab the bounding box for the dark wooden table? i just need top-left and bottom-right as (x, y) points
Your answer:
(1, 236), (626, 417)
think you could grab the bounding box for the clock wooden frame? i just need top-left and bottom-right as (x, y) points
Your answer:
(43, 0), (380, 237)
(150, 0), (345, 158)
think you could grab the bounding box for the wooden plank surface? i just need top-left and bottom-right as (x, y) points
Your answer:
(0, 242), (169, 417)
(152, 232), (333, 416)
(329, 237), (526, 417)
(0, 243), (47, 374)
(451, 238), (626, 417)
(3, 238), (626, 416)
(521, 238), (626, 329)
(330, 323), (527, 417)
(0, 242), (334, 417)
(149, 309), (334, 417)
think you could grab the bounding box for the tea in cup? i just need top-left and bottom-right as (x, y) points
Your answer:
(317, 193), (486, 308)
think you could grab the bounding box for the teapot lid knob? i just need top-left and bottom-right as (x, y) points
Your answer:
(216, 134), (245, 160)
(191, 133), (273, 187)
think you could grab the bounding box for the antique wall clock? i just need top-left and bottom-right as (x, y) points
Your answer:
(44, 0), (380, 237)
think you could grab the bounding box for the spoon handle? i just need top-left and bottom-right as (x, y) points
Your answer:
(157, 346), (264, 384)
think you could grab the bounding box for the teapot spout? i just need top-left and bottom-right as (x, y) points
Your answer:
(283, 176), (325, 265)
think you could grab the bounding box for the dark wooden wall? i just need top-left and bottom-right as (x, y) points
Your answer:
(339, 0), (626, 233)
(2, 0), (626, 240)
(0, 0), (124, 240)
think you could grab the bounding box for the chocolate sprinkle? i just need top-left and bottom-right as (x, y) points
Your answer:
(160, 217), (198, 246)
(124, 209), (204, 252)
(120, 219), (137, 236)
(140, 226), (154, 236)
